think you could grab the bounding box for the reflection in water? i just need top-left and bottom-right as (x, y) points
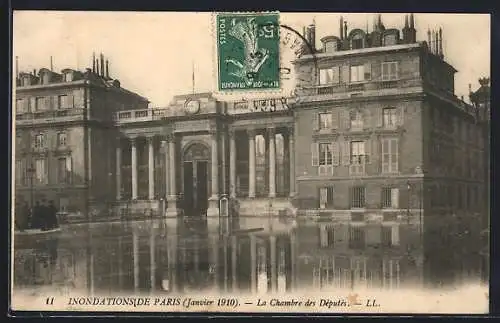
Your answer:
(13, 216), (484, 296)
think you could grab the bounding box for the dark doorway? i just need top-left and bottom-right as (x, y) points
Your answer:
(196, 161), (208, 214)
(183, 161), (194, 213)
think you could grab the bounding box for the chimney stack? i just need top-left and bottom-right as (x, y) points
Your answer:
(405, 14), (409, 29)
(50, 56), (53, 71)
(309, 23), (316, 52)
(344, 20), (348, 39)
(96, 58), (100, 76)
(427, 28), (431, 49)
(105, 59), (109, 79)
(438, 28), (444, 59)
(100, 53), (105, 76)
(410, 13), (415, 29)
(33, 69), (36, 76)
(92, 52), (96, 73)
(340, 16), (344, 40)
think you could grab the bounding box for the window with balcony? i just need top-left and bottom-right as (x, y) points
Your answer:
(319, 225), (335, 248)
(35, 158), (47, 184)
(350, 141), (366, 164)
(382, 187), (399, 209)
(319, 112), (333, 130)
(319, 143), (333, 166)
(382, 138), (399, 173)
(381, 62), (399, 81)
(319, 67), (340, 85)
(350, 65), (365, 83)
(33, 133), (46, 149)
(57, 132), (67, 147)
(319, 186), (335, 209)
(383, 108), (397, 128)
(350, 186), (366, 209)
(350, 110), (364, 130)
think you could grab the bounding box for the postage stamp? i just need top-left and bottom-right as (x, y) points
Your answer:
(216, 12), (280, 91)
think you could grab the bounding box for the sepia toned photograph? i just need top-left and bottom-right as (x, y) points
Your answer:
(11, 11), (490, 314)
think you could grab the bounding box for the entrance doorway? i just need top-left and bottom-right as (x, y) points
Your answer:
(183, 143), (210, 216)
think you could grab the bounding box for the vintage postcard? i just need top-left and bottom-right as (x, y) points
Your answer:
(10, 11), (490, 315)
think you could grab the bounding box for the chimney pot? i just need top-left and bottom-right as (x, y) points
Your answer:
(105, 59), (109, 78)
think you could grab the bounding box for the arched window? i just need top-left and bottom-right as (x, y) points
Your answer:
(350, 31), (365, 49)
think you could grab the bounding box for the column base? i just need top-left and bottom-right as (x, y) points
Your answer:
(207, 196), (219, 217)
(166, 196), (180, 217)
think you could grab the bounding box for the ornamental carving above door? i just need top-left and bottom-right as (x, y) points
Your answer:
(184, 142), (210, 161)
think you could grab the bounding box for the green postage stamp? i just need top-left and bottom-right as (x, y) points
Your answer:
(216, 13), (280, 91)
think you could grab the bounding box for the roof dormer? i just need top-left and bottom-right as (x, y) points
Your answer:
(61, 68), (75, 82)
(348, 29), (367, 50)
(382, 29), (400, 46)
(320, 35), (341, 53)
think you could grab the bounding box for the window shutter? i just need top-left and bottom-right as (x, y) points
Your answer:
(377, 108), (383, 127)
(341, 65), (350, 84)
(364, 108), (372, 130)
(396, 107), (405, 126)
(29, 97), (36, 112)
(364, 140), (371, 164)
(341, 141), (350, 166)
(332, 142), (340, 166)
(50, 96), (56, 110)
(363, 63), (372, 80)
(67, 94), (74, 108)
(311, 142), (319, 166)
(372, 62), (381, 81)
(331, 110), (339, 130)
(391, 188), (399, 208)
(332, 66), (340, 84)
(312, 112), (319, 131)
(371, 138), (379, 171)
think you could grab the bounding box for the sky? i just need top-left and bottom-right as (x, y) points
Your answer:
(13, 11), (490, 107)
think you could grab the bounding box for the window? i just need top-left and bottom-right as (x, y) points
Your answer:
(35, 97), (43, 111)
(41, 72), (50, 84)
(22, 76), (31, 86)
(319, 225), (335, 248)
(57, 132), (67, 147)
(319, 143), (333, 165)
(33, 133), (46, 149)
(382, 138), (399, 173)
(350, 65), (365, 83)
(15, 159), (24, 184)
(383, 34), (397, 46)
(319, 113), (332, 130)
(350, 110), (363, 130)
(319, 67), (339, 84)
(349, 226), (365, 249)
(382, 187), (399, 208)
(381, 62), (399, 81)
(350, 141), (366, 164)
(64, 72), (72, 82)
(324, 41), (338, 53)
(58, 95), (69, 109)
(35, 158), (47, 184)
(350, 186), (365, 208)
(383, 108), (397, 128)
(58, 158), (67, 183)
(381, 226), (392, 247)
(319, 186), (335, 209)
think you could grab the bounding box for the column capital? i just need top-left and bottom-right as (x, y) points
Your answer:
(165, 133), (175, 142)
(146, 136), (155, 143)
(286, 125), (294, 136)
(228, 127), (236, 138)
(267, 126), (276, 137)
(247, 128), (257, 138)
(130, 136), (137, 145)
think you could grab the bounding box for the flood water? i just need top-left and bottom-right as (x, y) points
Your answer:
(12, 216), (484, 296)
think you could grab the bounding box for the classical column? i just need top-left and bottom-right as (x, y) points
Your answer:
(166, 134), (179, 216)
(148, 137), (155, 200)
(268, 127), (276, 198)
(207, 130), (220, 217)
(116, 143), (122, 200)
(229, 129), (236, 198)
(288, 127), (296, 197)
(161, 140), (168, 199)
(231, 235), (237, 291)
(131, 137), (138, 200)
(248, 129), (256, 198)
(270, 235), (277, 292)
(211, 131), (219, 198)
(150, 227), (156, 292)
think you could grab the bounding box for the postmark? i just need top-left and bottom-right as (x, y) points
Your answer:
(216, 12), (280, 91)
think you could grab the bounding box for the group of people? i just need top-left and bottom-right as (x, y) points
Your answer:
(15, 199), (59, 231)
